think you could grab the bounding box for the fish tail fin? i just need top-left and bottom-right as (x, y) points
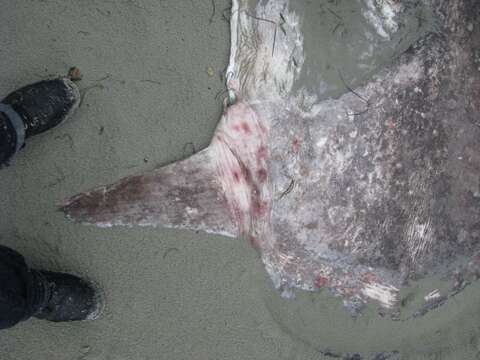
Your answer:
(62, 149), (238, 237)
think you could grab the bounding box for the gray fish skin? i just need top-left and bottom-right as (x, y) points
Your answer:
(64, 0), (480, 312)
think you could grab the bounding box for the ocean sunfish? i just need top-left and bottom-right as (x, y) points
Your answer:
(63, 0), (480, 314)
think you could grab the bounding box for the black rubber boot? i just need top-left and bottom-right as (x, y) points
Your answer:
(33, 271), (104, 322)
(1, 78), (80, 140)
(0, 111), (18, 165)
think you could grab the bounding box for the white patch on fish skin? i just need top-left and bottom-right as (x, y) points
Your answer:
(227, 0), (304, 102)
(424, 289), (441, 302)
(185, 207), (199, 216)
(393, 58), (423, 85)
(316, 137), (328, 148)
(406, 216), (434, 264)
(361, 282), (399, 308)
(362, 0), (402, 40)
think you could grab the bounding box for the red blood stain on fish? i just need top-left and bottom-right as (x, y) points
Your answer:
(252, 199), (269, 217)
(241, 166), (252, 183)
(232, 170), (240, 183)
(241, 122), (252, 134)
(361, 272), (377, 284)
(315, 276), (329, 288)
(249, 235), (260, 248)
(257, 168), (267, 183)
(257, 146), (268, 159)
(387, 120), (396, 129)
(292, 136), (301, 152)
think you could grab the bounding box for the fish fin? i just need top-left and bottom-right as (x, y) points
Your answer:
(62, 149), (238, 237)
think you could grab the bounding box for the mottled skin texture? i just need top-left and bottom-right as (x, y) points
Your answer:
(64, 0), (480, 313)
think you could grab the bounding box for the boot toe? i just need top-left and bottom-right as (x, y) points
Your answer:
(34, 271), (104, 322)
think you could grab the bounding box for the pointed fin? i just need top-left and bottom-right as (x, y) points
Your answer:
(63, 149), (238, 237)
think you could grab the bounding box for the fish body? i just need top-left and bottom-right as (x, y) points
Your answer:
(64, 0), (480, 314)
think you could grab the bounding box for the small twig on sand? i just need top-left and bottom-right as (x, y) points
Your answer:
(326, 7), (342, 21)
(140, 79), (162, 86)
(94, 74), (112, 82)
